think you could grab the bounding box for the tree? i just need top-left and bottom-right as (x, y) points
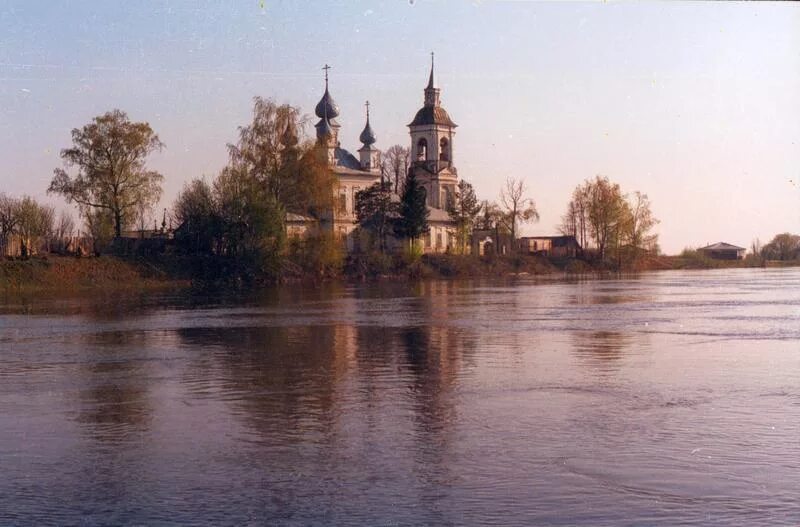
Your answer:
(354, 181), (396, 253)
(560, 176), (658, 262)
(0, 194), (19, 251)
(173, 178), (219, 254)
(383, 144), (410, 194)
(394, 170), (429, 246)
(446, 179), (482, 254)
(498, 177), (539, 249)
(53, 211), (75, 240)
(49, 109), (164, 237)
(229, 97), (335, 219)
(213, 162), (285, 265)
(16, 196), (54, 257)
(761, 232), (800, 261)
(584, 176), (626, 260)
(622, 191), (659, 255)
(559, 184), (590, 251)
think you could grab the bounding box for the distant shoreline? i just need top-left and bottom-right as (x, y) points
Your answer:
(2, 254), (797, 297)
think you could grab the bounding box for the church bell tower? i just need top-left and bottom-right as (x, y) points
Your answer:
(408, 53), (458, 209)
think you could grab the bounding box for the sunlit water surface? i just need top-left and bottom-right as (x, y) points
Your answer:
(1, 268), (799, 526)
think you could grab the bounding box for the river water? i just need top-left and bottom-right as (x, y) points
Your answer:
(1, 268), (798, 526)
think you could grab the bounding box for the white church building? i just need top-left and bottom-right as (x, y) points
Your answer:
(299, 56), (459, 253)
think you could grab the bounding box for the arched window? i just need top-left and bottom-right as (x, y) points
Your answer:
(439, 137), (450, 162)
(417, 138), (427, 161)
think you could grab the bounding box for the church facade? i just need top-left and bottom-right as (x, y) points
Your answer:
(307, 57), (460, 253)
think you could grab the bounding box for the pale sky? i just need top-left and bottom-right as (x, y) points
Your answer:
(1, 0), (798, 253)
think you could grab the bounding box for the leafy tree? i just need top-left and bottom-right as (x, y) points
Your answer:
(561, 176), (658, 262)
(447, 179), (482, 254)
(354, 181), (396, 253)
(394, 170), (429, 246)
(229, 97), (335, 219)
(49, 109), (164, 237)
(761, 232), (800, 261)
(213, 162), (285, 267)
(173, 178), (219, 254)
(15, 196), (54, 257)
(83, 208), (115, 256)
(622, 191), (659, 256)
(498, 177), (539, 249)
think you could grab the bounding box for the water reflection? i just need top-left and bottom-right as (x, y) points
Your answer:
(2, 270), (799, 525)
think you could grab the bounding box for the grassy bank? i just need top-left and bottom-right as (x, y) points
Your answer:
(0, 255), (190, 294)
(3, 252), (796, 295)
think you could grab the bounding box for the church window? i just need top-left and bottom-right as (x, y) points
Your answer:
(439, 137), (449, 162)
(338, 190), (347, 214)
(417, 138), (427, 161)
(352, 186), (360, 213)
(436, 232), (443, 249)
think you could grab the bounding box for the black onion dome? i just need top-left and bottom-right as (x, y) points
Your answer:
(408, 106), (457, 127)
(359, 119), (376, 146)
(314, 88), (340, 120)
(316, 117), (334, 139)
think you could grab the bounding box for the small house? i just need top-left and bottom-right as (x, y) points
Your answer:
(518, 235), (580, 258)
(697, 242), (746, 260)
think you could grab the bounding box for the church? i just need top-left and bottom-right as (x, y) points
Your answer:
(298, 56), (460, 253)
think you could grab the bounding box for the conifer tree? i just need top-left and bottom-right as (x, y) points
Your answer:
(394, 170), (429, 246)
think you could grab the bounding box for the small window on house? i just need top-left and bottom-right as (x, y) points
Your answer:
(338, 192), (347, 213)
(425, 232), (432, 248)
(417, 138), (428, 161)
(439, 137), (449, 162)
(352, 187), (360, 213)
(436, 232), (443, 249)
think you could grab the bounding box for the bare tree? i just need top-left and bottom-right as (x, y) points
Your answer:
(383, 144), (410, 194)
(0, 193), (20, 253)
(559, 185), (590, 251)
(498, 177), (539, 248)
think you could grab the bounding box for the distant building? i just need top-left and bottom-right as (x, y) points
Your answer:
(518, 236), (580, 258)
(697, 242), (746, 260)
(471, 229), (514, 257)
(310, 56), (457, 253)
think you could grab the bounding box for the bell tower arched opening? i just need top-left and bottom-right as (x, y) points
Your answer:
(417, 138), (428, 161)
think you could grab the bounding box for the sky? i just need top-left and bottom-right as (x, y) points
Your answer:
(0, 0), (798, 253)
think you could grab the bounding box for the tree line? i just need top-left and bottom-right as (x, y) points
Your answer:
(37, 97), (800, 275)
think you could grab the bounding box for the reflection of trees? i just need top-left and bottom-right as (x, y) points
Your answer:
(179, 324), (348, 438)
(571, 330), (631, 374)
(75, 330), (153, 443)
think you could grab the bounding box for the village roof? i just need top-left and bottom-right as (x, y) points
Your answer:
(699, 242), (746, 251)
(427, 206), (452, 223)
(333, 147), (361, 170)
(286, 212), (315, 223)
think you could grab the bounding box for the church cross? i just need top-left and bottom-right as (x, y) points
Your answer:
(322, 64), (331, 85)
(365, 100), (370, 119)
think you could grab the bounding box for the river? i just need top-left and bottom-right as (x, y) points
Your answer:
(1, 268), (798, 526)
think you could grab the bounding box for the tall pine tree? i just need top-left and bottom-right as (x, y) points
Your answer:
(394, 170), (429, 246)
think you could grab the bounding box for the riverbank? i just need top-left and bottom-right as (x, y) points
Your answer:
(0, 255), (189, 295)
(2, 253), (796, 294)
